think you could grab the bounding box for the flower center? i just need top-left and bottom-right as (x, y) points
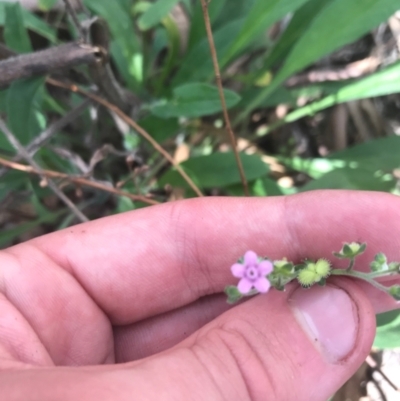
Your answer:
(245, 265), (259, 281)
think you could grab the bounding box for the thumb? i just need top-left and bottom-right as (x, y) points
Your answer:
(164, 276), (376, 401)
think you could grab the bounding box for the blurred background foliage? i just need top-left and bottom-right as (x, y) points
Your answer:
(1, 0), (400, 373)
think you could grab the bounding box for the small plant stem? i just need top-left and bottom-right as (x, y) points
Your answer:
(331, 269), (392, 294)
(199, 0), (249, 196)
(0, 118), (89, 223)
(47, 78), (204, 197)
(346, 258), (355, 271)
(0, 155), (159, 206)
(368, 267), (400, 279)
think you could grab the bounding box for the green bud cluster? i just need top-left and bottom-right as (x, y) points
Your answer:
(333, 242), (366, 259)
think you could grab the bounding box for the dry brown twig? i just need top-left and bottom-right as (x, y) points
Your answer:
(46, 77), (204, 197)
(200, 0), (249, 196)
(0, 42), (102, 88)
(0, 118), (89, 222)
(0, 156), (160, 206)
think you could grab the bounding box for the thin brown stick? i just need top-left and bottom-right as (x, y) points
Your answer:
(200, 0), (249, 196)
(0, 118), (89, 222)
(0, 156), (160, 206)
(47, 78), (204, 197)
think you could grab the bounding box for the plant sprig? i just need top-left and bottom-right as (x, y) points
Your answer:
(225, 242), (400, 304)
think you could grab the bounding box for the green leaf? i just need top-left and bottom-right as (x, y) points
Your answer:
(299, 167), (396, 193)
(328, 135), (400, 171)
(273, 61), (400, 129)
(151, 83), (241, 118)
(285, 136), (400, 193)
(263, 0), (334, 69)
(240, 0), (400, 119)
(288, 136), (400, 177)
(0, 170), (27, 203)
(225, 285), (243, 304)
(138, 0), (180, 30)
(4, 3), (32, 53)
(389, 285), (400, 301)
(5, 77), (46, 147)
(38, 0), (59, 11)
(375, 310), (400, 349)
(159, 152), (269, 189)
(153, 15), (181, 93)
(0, 3), (56, 42)
(137, 115), (179, 142)
(221, 0), (309, 65)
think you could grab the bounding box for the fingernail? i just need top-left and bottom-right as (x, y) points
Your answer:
(290, 285), (358, 363)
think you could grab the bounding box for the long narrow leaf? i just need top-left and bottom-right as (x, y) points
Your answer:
(221, 0), (309, 65)
(238, 0), (400, 120)
(138, 0), (180, 30)
(4, 3), (32, 53)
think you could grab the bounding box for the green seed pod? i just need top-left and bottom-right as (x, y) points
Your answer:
(297, 268), (318, 288)
(314, 259), (331, 278)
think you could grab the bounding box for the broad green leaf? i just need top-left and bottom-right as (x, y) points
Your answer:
(159, 152), (269, 189)
(4, 3), (32, 53)
(116, 197), (135, 213)
(21, 8), (57, 42)
(138, 0), (180, 30)
(0, 3), (56, 42)
(226, 177), (283, 196)
(298, 167), (396, 192)
(279, 157), (345, 180)
(221, 0), (309, 65)
(239, 0), (400, 120)
(137, 115), (179, 142)
(288, 136), (400, 192)
(327, 136), (400, 171)
(151, 83), (241, 118)
(6, 77), (46, 147)
(374, 310), (400, 349)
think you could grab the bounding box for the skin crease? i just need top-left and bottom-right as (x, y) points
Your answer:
(0, 190), (398, 400)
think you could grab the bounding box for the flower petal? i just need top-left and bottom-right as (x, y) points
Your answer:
(254, 277), (271, 293)
(258, 260), (273, 275)
(237, 278), (253, 294)
(244, 250), (258, 265)
(231, 263), (245, 278)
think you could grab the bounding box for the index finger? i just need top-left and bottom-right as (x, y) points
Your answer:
(21, 189), (400, 324)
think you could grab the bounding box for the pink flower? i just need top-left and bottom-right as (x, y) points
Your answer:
(231, 250), (273, 294)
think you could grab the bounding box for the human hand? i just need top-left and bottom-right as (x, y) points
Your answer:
(1, 190), (399, 401)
